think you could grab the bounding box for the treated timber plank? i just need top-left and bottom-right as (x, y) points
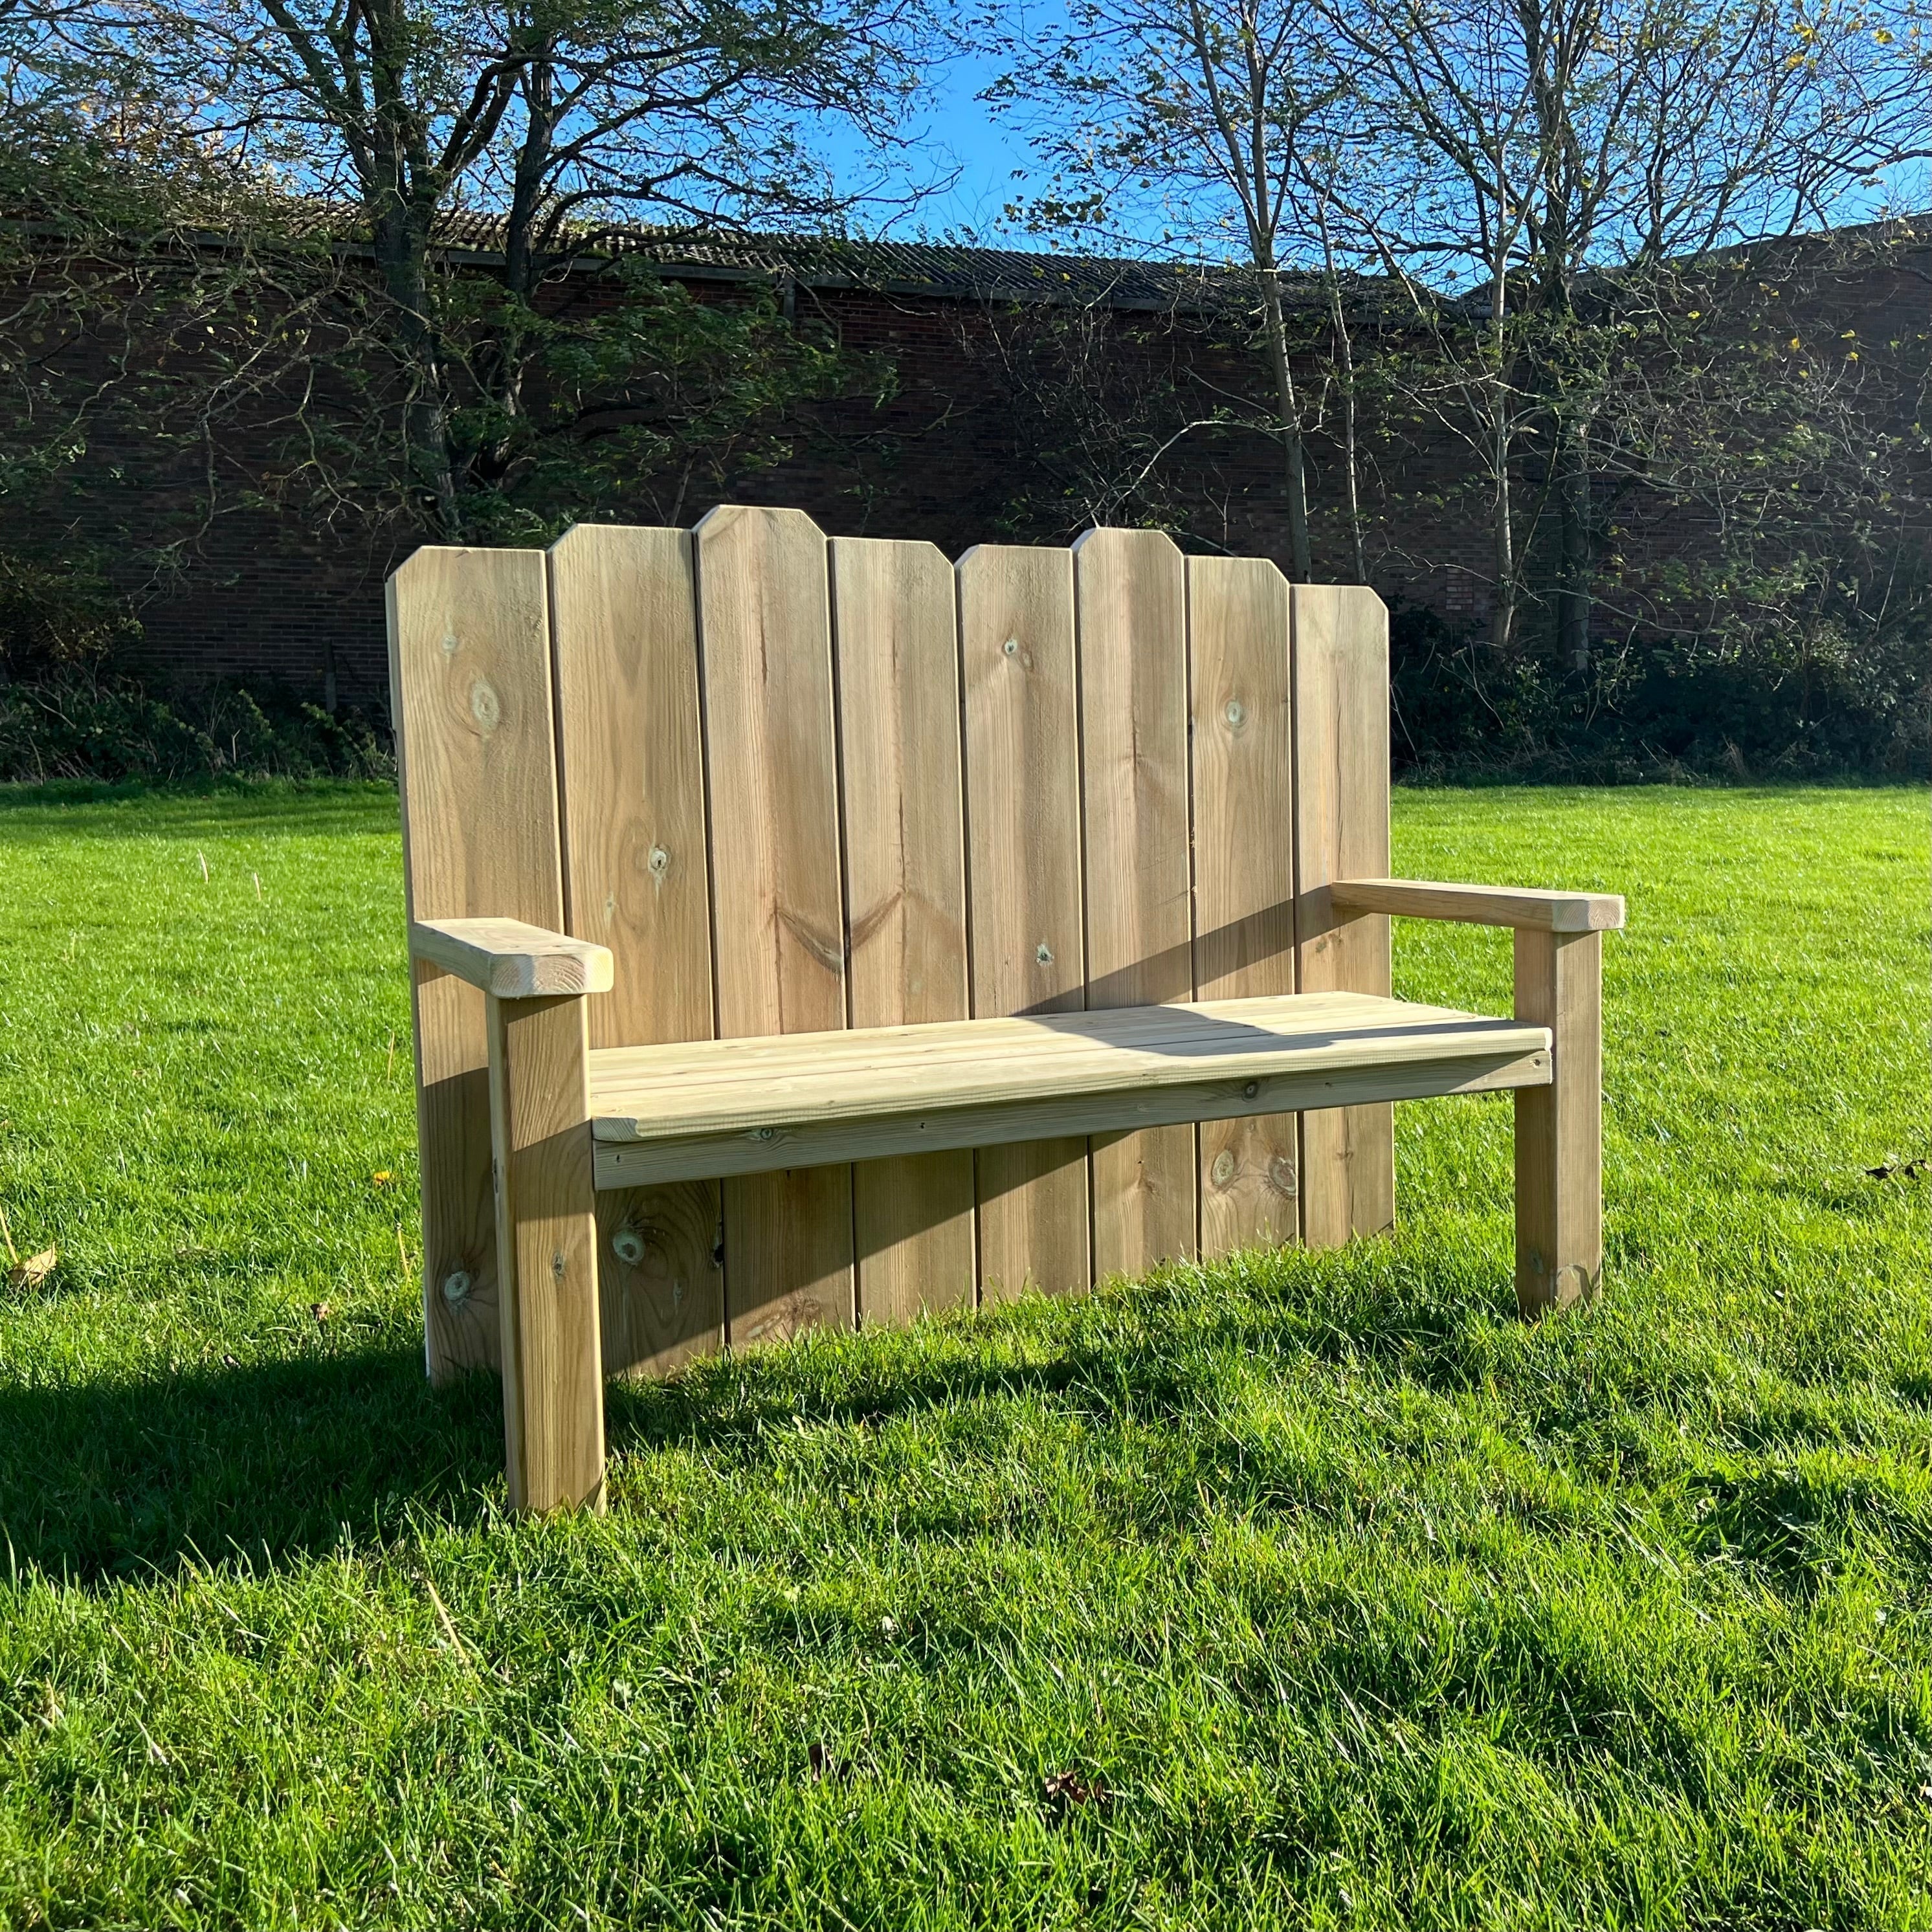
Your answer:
(588, 988), (1487, 1096)
(1292, 584), (1395, 1246)
(1513, 929), (1604, 1313)
(1075, 528), (1197, 1278)
(588, 992), (1550, 1134)
(695, 505), (855, 1344)
(830, 536), (977, 1324)
(1332, 879), (1625, 932)
(958, 542), (1091, 1300)
(487, 992), (605, 1511)
(410, 917), (612, 998)
(1188, 555), (1300, 1255)
(387, 546), (565, 1383)
(592, 1044), (1550, 1187)
(549, 523), (723, 1378)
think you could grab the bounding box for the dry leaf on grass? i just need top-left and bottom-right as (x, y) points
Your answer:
(7, 1248), (56, 1291)
(1866, 1155), (1929, 1181)
(1043, 1769), (1109, 1817)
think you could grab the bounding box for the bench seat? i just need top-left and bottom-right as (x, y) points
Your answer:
(587, 992), (1554, 1188)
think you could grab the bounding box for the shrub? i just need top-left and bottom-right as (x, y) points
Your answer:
(0, 676), (394, 784)
(1391, 604), (1932, 781)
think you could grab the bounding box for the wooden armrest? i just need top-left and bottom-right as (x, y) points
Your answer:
(410, 917), (614, 998)
(1331, 878), (1625, 933)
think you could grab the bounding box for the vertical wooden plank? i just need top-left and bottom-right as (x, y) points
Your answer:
(1074, 527), (1197, 1278)
(830, 537), (977, 1325)
(694, 505), (855, 1343)
(1514, 929), (1604, 1313)
(487, 992), (604, 1512)
(958, 543), (1091, 1300)
(387, 547), (564, 1383)
(1190, 556), (1300, 1256)
(549, 523), (722, 1379)
(1292, 584), (1395, 1245)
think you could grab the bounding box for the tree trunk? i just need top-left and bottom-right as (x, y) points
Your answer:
(373, 201), (463, 542)
(1556, 419), (1592, 671)
(1327, 271), (1367, 584)
(1489, 394), (1517, 654)
(1258, 269), (1313, 582)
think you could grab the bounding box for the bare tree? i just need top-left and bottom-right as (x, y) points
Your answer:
(25, 0), (942, 537)
(1317, 0), (1931, 656)
(991, 0), (1352, 579)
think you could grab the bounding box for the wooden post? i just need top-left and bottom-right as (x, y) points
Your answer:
(487, 992), (606, 1512)
(1512, 929), (1603, 1314)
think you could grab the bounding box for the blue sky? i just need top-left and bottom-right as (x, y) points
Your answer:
(816, 43), (1055, 246)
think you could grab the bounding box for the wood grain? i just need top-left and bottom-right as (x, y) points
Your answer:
(1291, 584), (1395, 1247)
(594, 1045), (1549, 1187)
(548, 522), (723, 1377)
(387, 546), (566, 1384)
(1188, 555), (1300, 1256)
(694, 505), (855, 1340)
(410, 917), (612, 998)
(1333, 878), (1625, 932)
(830, 536), (977, 1323)
(957, 542), (1090, 1300)
(1513, 928), (1604, 1313)
(1073, 529), (1197, 1276)
(486, 992), (605, 1513)
(586, 994), (1552, 1185)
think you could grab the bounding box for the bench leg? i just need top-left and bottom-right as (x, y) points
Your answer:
(485, 994), (606, 1512)
(1512, 929), (1603, 1315)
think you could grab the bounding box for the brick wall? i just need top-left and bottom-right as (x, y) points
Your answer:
(14, 221), (1928, 707)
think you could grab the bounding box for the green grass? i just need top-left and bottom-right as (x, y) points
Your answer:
(1, 781), (1927, 1931)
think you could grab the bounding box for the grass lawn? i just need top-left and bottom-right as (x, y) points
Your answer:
(0, 781), (1927, 1931)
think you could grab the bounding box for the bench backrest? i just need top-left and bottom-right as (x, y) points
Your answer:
(389, 509), (1391, 1382)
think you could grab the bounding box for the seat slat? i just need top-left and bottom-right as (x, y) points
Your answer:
(588, 995), (1551, 1188)
(591, 995), (1548, 1140)
(588, 990), (1430, 1089)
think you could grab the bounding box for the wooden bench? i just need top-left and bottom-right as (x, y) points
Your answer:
(388, 512), (1623, 1512)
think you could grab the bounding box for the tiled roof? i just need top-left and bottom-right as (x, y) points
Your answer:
(417, 208), (1359, 313)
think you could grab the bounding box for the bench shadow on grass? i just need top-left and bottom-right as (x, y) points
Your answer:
(0, 1343), (505, 1585)
(0, 1232), (1504, 1588)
